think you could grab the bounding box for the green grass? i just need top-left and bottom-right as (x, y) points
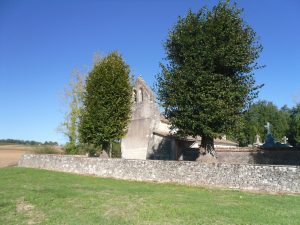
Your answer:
(0, 167), (299, 225)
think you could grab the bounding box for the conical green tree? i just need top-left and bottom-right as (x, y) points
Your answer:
(79, 52), (132, 155)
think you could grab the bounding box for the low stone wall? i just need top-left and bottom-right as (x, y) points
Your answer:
(217, 150), (300, 165)
(19, 154), (300, 194)
(182, 148), (300, 165)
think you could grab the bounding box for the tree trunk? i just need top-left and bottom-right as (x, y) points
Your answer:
(200, 135), (216, 157)
(102, 141), (110, 157)
(110, 143), (112, 158)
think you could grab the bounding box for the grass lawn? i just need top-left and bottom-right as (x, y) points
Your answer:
(0, 167), (299, 225)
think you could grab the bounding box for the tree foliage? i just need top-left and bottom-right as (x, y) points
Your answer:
(288, 104), (300, 146)
(58, 69), (85, 154)
(236, 101), (290, 146)
(0, 139), (58, 146)
(79, 52), (132, 153)
(156, 1), (263, 154)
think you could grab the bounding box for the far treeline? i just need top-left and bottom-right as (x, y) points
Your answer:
(0, 139), (58, 146)
(60, 1), (300, 157)
(235, 101), (300, 147)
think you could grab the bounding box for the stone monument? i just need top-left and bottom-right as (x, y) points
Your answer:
(262, 122), (276, 148)
(282, 136), (288, 144)
(261, 122), (292, 149)
(253, 134), (262, 146)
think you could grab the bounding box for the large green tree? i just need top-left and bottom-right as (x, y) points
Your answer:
(156, 1), (263, 155)
(79, 52), (132, 154)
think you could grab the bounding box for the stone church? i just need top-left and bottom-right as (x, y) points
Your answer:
(121, 76), (238, 160)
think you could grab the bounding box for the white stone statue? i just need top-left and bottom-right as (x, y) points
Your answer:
(255, 134), (261, 143)
(253, 134), (262, 146)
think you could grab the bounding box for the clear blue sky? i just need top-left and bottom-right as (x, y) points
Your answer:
(0, 0), (299, 144)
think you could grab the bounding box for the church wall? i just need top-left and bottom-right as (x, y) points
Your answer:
(147, 134), (175, 160)
(121, 118), (153, 159)
(121, 77), (161, 160)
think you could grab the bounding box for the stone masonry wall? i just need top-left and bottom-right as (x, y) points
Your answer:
(216, 150), (300, 165)
(19, 154), (300, 194)
(181, 148), (300, 165)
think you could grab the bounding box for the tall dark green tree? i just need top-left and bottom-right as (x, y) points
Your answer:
(79, 52), (132, 155)
(156, 1), (263, 155)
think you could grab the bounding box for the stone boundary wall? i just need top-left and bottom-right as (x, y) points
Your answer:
(183, 148), (300, 165)
(19, 154), (300, 194)
(216, 151), (300, 165)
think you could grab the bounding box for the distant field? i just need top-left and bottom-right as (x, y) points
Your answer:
(0, 144), (36, 151)
(0, 145), (35, 167)
(0, 145), (62, 168)
(0, 167), (300, 225)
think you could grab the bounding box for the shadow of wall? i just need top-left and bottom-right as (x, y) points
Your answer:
(147, 135), (300, 165)
(181, 147), (300, 165)
(249, 148), (300, 165)
(148, 137), (173, 160)
(180, 148), (200, 161)
(148, 137), (196, 160)
(216, 148), (300, 165)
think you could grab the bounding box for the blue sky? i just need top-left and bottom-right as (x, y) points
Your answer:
(0, 0), (299, 144)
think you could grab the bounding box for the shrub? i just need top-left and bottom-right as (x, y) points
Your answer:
(64, 142), (78, 154)
(77, 144), (102, 157)
(34, 146), (61, 154)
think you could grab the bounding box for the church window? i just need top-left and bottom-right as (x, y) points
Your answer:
(133, 90), (137, 102)
(138, 88), (143, 102)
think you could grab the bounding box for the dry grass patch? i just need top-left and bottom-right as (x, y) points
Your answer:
(16, 198), (45, 225)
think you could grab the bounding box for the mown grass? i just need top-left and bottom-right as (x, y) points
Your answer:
(0, 167), (299, 225)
